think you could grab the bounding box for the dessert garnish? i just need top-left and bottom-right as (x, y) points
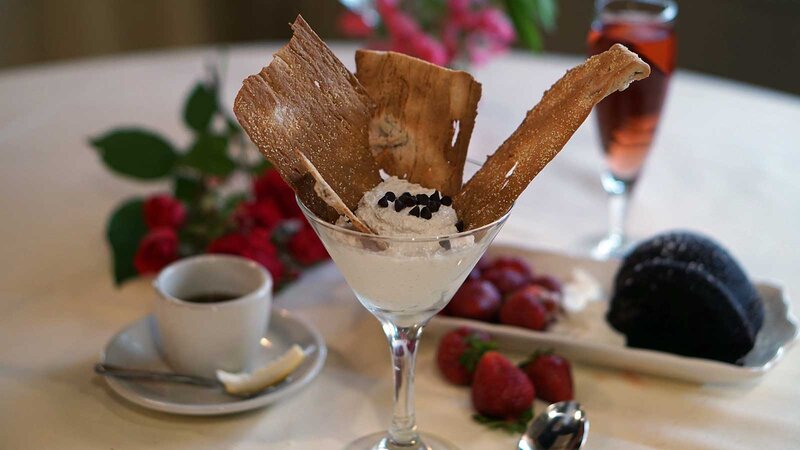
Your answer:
(454, 44), (651, 230)
(216, 344), (305, 396)
(233, 16), (650, 239)
(355, 50), (482, 197)
(233, 16), (380, 227)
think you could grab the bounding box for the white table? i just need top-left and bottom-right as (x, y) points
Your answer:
(1, 44), (799, 449)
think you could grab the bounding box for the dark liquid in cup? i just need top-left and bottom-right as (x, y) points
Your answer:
(588, 15), (676, 181)
(183, 292), (241, 303)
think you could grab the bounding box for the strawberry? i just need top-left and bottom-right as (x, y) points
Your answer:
(487, 256), (534, 279)
(482, 267), (529, 295)
(445, 279), (502, 321)
(471, 351), (534, 419)
(499, 287), (549, 330)
(531, 274), (564, 297)
(520, 352), (574, 403)
(436, 328), (496, 385)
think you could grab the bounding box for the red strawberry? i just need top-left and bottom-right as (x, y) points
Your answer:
(531, 274), (564, 297)
(499, 287), (549, 330)
(471, 351), (534, 419)
(521, 353), (574, 403)
(482, 267), (529, 295)
(445, 279), (502, 321)
(436, 327), (496, 385)
(487, 256), (534, 279)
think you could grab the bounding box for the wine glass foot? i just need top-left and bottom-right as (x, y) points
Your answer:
(343, 431), (459, 450)
(591, 233), (630, 260)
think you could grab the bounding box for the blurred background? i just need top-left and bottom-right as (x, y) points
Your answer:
(1, 0), (798, 94)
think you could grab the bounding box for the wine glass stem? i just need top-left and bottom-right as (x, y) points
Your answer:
(601, 171), (632, 242)
(382, 321), (423, 447)
(607, 190), (629, 241)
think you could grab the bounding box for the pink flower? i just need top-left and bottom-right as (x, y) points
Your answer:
(474, 9), (515, 44)
(408, 34), (449, 66)
(338, 11), (373, 38)
(252, 169), (301, 218)
(208, 229), (285, 282)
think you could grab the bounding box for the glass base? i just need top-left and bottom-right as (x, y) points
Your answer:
(343, 431), (459, 450)
(591, 233), (630, 260)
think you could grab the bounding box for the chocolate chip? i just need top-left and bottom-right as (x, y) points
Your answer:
(455, 220), (464, 232)
(378, 197), (389, 208)
(416, 193), (429, 206)
(441, 196), (452, 206)
(385, 192), (396, 201)
(420, 207), (432, 220)
(439, 240), (451, 250)
(431, 191), (441, 202)
(401, 192), (412, 199)
(395, 198), (406, 212)
(409, 206), (420, 217)
(429, 200), (440, 212)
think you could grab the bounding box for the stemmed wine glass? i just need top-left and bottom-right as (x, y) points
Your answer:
(298, 184), (509, 450)
(587, 0), (677, 258)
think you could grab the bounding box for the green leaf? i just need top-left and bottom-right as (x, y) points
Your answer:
(106, 198), (148, 285)
(226, 116), (241, 136)
(504, 0), (545, 51)
(459, 335), (498, 373)
(184, 83), (217, 132)
(473, 408), (534, 434)
(173, 174), (203, 203)
(181, 134), (236, 177)
(90, 129), (177, 180)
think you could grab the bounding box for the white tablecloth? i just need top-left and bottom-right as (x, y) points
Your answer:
(1, 44), (799, 449)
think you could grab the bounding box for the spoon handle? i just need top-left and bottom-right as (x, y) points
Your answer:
(94, 363), (221, 388)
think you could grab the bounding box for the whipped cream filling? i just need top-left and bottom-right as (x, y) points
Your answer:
(338, 177), (460, 238)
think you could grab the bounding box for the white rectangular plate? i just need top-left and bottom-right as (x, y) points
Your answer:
(428, 245), (798, 384)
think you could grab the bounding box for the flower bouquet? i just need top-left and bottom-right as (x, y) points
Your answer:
(90, 69), (329, 288)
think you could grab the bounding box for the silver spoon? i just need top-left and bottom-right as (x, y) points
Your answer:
(93, 363), (291, 398)
(517, 401), (588, 450)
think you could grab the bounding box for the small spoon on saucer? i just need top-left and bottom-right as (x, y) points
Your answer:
(517, 401), (588, 450)
(93, 363), (290, 398)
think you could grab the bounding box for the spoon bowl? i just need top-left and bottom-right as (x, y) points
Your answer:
(517, 401), (588, 450)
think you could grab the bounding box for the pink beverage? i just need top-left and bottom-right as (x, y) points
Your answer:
(588, 9), (676, 181)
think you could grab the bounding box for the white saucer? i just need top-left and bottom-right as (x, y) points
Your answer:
(100, 308), (326, 415)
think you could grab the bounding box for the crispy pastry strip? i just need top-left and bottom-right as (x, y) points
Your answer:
(355, 50), (482, 197)
(233, 15), (381, 224)
(455, 44), (651, 229)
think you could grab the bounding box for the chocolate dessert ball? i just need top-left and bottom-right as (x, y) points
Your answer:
(607, 231), (763, 364)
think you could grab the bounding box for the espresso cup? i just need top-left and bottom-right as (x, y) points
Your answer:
(153, 255), (272, 377)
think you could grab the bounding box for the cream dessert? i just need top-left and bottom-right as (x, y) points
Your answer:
(324, 178), (487, 327)
(337, 177), (462, 237)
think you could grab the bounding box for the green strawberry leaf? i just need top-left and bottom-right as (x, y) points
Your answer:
(473, 408), (534, 434)
(519, 348), (555, 368)
(184, 83), (217, 133)
(181, 134), (235, 177)
(459, 335), (498, 373)
(106, 198), (147, 285)
(90, 129), (177, 180)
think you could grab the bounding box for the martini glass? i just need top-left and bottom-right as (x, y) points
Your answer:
(298, 193), (509, 450)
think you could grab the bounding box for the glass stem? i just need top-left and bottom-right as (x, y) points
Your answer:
(382, 321), (423, 447)
(601, 171), (632, 242)
(607, 190), (629, 241)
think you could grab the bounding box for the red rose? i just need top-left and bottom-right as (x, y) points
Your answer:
(134, 228), (178, 274)
(289, 225), (329, 265)
(143, 194), (186, 229)
(252, 170), (302, 218)
(208, 229), (285, 282)
(235, 199), (284, 231)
